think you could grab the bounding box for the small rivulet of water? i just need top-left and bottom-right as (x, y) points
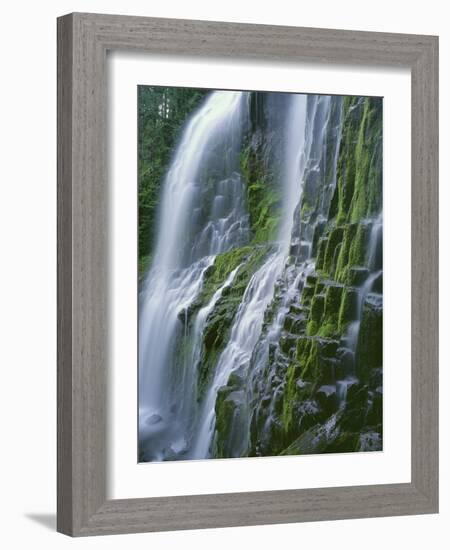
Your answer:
(342, 214), (383, 371)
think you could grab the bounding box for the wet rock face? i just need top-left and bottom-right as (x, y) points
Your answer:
(244, 96), (383, 458)
(139, 91), (383, 463)
(214, 387), (247, 458)
(356, 293), (383, 381)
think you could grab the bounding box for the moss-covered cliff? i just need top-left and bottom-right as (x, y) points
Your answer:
(242, 95), (383, 457)
(139, 90), (383, 462)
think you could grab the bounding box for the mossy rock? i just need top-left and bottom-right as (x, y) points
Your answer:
(279, 333), (298, 356)
(348, 222), (371, 271)
(306, 274), (318, 287)
(196, 245), (269, 396)
(323, 226), (344, 276)
(240, 143), (282, 244)
(334, 223), (358, 283)
(281, 360), (320, 439)
(289, 303), (305, 317)
(290, 240), (311, 261)
(324, 283), (344, 318)
(280, 411), (342, 456)
(366, 386), (383, 426)
(348, 99), (383, 223)
(311, 219), (327, 257)
(347, 266), (369, 286)
(315, 237), (328, 270)
(357, 431), (382, 452)
(296, 336), (339, 383)
(310, 293), (325, 323)
(338, 286), (359, 332)
(314, 278), (326, 294)
(372, 271), (383, 294)
(301, 284), (316, 305)
(316, 384), (338, 415)
(214, 388), (246, 458)
(283, 313), (307, 335)
(356, 293), (382, 380)
(334, 97), (382, 226)
(340, 384), (369, 432)
(324, 431), (359, 453)
(313, 282), (344, 338)
(283, 398), (322, 444)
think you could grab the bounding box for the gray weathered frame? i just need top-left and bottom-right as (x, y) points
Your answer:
(57, 12), (439, 537)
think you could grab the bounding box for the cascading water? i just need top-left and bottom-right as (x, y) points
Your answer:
(244, 95), (345, 454)
(139, 89), (383, 461)
(343, 213), (383, 368)
(190, 94), (334, 459)
(139, 91), (249, 461)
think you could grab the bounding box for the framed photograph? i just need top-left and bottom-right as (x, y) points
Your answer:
(57, 13), (438, 536)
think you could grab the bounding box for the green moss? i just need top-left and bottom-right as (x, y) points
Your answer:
(240, 146), (282, 244)
(315, 237), (328, 270)
(301, 284), (316, 306)
(247, 180), (282, 243)
(324, 283), (344, 315)
(196, 245), (269, 395)
(283, 314), (307, 335)
(356, 293), (383, 381)
(334, 97), (382, 226)
(347, 223), (370, 272)
(300, 198), (315, 222)
(347, 266), (369, 287)
(317, 322), (339, 338)
(349, 99), (382, 222)
(279, 411), (341, 456)
(318, 283), (344, 337)
(281, 363), (301, 432)
(335, 96), (360, 224)
(214, 387), (245, 458)
(304, 274), (316, 287)
(248, 94), (382, 458)
(314, 278), (326, 294)
(310, 294), (325, 323)
(338, 286), (358, 332)
(334, 223), (357, 282)
(306, 320), (319, 336)
(296, 337), (323, 381)
(323, 226), (344, 276)
(199, 246), (251, 303)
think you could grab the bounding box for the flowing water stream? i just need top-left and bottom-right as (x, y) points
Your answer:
(139, 91), (249, 460)
(139, 90), (382, 461)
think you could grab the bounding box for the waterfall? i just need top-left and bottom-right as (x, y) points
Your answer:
(189, 94), (328, 459)
(139, 91), (249, 461)
(139, 89), (383, 461)
(244, 96), (344, 454)
(343, 213), (383, 368)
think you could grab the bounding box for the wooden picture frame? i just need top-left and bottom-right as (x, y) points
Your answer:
(57, 12), (439, 536)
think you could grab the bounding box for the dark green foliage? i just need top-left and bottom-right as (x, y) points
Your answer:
(138, 255), (152, 280)
(138, 86), (207, 273)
